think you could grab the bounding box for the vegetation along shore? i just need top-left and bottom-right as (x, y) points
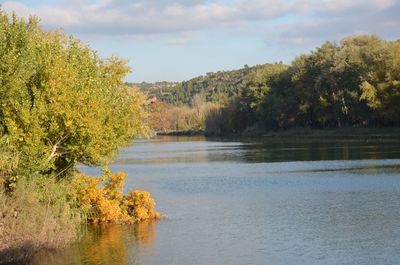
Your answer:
(138, 35), (400, 136)
(0, 10), (160, 264)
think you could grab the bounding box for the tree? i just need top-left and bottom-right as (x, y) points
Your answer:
(359, 39), (400, 125)
(238, 63), (289, 130)
(0, 10), (148, 176)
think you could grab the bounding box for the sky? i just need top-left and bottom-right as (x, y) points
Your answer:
(1, 0), (400, 82)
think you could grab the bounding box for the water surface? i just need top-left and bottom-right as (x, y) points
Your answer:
(32, 136), (400, 265)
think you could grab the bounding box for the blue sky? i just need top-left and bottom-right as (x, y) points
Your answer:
(2, 0), (400, 82)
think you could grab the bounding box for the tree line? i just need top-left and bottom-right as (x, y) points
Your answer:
(146, 35), (400, 134)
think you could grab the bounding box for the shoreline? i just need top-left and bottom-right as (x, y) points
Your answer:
(155, 127), (400, 141)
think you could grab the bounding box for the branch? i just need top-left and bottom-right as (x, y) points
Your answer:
(47, 135), (68, 161)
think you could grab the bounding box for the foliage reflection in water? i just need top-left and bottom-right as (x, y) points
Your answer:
(30, 221), (157, 265)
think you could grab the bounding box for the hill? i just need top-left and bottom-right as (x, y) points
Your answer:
(129, 63), (280, 105)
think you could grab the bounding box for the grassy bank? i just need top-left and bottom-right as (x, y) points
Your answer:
(0, 169), (161, 265)
(0, 178), (81, 264)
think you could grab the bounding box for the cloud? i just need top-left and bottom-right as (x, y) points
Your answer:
(2, 0), (399, 46)
(318, 0), (395, 13)
(277, 0), (400, 47)
(2, 1), (238, 35)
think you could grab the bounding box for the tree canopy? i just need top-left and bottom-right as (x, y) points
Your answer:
(0, 10), (147, 176)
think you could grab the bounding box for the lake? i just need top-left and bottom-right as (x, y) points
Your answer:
(31, 136), (400, 265)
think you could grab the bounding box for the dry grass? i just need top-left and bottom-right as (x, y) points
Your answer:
(0, 178), (81, 264)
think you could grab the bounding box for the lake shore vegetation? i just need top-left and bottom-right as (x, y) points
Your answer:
(142, 35), (400, 136)
(0, 10), (159, 264)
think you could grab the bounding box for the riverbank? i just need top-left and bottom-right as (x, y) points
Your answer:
(156, 127), (400, 141)
(156, 130), (205, 136)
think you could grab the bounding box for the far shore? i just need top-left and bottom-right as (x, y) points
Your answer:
(155, 127), (400, 142)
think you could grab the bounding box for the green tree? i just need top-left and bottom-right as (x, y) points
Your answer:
(237, 63), (289, 130)
(0, 10), (147, 176)
(359, 39), (400, 125)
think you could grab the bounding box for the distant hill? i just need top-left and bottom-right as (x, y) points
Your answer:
(128, 81), (179, 95)
(128, 64), (277, 105)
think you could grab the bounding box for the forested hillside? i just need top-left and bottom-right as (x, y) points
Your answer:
(143, 35), (400, 134)
(131, 64), (275, 105)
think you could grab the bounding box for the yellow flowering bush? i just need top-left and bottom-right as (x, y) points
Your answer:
(125, 190), (161, 222)
(70, 167), (160, 223)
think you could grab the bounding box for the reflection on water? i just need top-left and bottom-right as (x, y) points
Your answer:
(30, 221), (157, 265)
(114, 136), (400, 165)
(33, 136), (400, 265)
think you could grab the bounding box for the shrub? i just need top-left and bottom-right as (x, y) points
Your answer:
(70, 167), (160, 224)
(124, 190), (160, 222)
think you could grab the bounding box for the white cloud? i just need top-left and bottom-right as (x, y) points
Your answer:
(276, 0), (400, 47)
(319, 0), (395, 13)
(2, 0), (238, 35)
(1, 0), (399, 45)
